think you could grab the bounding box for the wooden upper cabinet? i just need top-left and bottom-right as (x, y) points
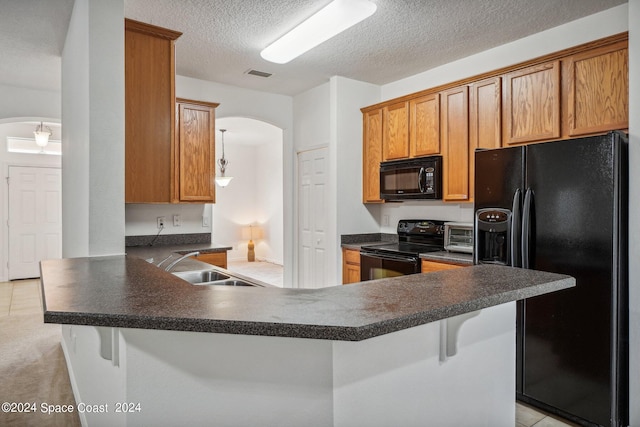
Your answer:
(410, 93), (440, 157)
(382, 101), (410, 160)
(469, 77), (502, 202)
(175, 99), (219, 203)
(125, 19), (182, 203)
(565, 41), (628, 136)
(504, 61), (560, 145)
(441, 86), (469, 202)
(363, 108), (384, 203)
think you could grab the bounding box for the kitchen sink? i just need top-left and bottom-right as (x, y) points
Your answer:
(172, 269), (260, 287)
(172, 270), (230, 284)
(211, 279), (254, 287)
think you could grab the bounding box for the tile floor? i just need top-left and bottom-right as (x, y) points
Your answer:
(0, 278), (42, 317)
(1, 268), (577, 427)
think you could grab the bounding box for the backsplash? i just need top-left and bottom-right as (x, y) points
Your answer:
(125, 204), (212, 236)
(125, 233), (211, 247)
(341, 233), (397, 245)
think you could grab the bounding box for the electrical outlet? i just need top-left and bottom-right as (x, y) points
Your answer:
(382, 215), (390, 227)
(157, 216), (165, 229)
(173, 214), (181, 227)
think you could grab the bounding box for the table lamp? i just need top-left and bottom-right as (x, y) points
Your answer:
(241, 225), (263, 262)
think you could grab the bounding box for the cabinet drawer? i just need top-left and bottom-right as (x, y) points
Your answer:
(343, 249), (361, 265)
(192, 252), (227, 269)
(421, 260), (466, 273)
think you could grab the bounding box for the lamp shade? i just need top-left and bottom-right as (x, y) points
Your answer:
(241, 225), (264, 241)
(215, 176), (233, 187)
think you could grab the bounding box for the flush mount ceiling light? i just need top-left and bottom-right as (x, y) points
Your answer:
(215, 129), (233, 188)
(33, 121), (52, 150)
(260, 0), (377, 64)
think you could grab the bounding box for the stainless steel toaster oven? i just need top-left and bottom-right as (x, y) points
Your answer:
(444, 222), (473, 254)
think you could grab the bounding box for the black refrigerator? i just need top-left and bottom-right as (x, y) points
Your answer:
(473, 131), (628, 427)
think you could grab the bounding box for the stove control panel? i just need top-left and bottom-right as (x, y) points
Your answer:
(397, 220), (445, 236)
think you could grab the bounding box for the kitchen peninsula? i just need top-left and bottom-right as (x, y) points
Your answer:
(41, 256), (573, 427)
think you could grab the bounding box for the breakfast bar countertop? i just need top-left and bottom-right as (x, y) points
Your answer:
(40, 255), (574, 341)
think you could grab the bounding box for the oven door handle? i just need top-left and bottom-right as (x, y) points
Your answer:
(361, 252), (419, 264)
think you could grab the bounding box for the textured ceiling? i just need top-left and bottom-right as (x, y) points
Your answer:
(0, 0), (628, 96)
(0, 0), (74, 92)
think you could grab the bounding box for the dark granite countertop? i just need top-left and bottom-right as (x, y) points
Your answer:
(421, 251), (473, 265)
(40, 255), (574, 341)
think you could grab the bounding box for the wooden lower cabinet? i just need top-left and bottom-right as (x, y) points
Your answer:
(191, 252), (227, 269)
(421, 259), (467, 273)
(342, 248), (361, 284)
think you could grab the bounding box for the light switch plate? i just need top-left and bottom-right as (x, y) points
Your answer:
(173, 215), (181, 227)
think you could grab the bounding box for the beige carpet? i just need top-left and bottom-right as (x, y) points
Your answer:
(0, 313), (80, 426)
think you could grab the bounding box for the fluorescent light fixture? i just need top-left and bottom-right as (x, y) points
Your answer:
(260, 0), (377, 64)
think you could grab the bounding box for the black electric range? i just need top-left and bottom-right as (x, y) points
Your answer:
(359, 220), (445, 281)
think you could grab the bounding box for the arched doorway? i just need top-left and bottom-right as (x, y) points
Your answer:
(0, 118), (62, 281)
(213, 117), (284, 276)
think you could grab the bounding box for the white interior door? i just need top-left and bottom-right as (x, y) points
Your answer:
(8, 166), (62, 280)
(297, 148), (328, 288)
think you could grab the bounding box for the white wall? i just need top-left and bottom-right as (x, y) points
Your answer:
(293, 83), (330, 152)
(627, 0), (639, 425)
(61, 0), (125, 258)
(0, 84), (60, 120)
(254, 135), (284, 264)
(331, 76), (381, 284)
(293, 78), (384, 284)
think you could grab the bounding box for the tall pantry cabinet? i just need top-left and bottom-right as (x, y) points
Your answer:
(125, 19), (181, 203)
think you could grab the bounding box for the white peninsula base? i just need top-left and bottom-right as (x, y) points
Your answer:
(61, 302), (516, 427)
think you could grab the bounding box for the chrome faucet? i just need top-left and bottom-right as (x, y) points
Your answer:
(155, 254), (174, 268)
(164, 251), (200, 272)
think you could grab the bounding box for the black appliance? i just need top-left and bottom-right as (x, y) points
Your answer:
(380, 156), (442, 200)
(474, 131), (628, 427)
(360, 219), (444, 281)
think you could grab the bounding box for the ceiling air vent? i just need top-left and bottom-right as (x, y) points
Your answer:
(246, 69), (272, 78)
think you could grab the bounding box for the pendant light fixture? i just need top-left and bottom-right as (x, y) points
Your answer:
(33, 121), (52, 150)
(215, 129), (233, 187)
(260, 0), (377, 64)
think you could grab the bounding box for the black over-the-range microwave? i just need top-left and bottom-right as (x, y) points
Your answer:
(379, 156), (442, 200)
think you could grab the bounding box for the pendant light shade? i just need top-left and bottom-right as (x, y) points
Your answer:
(215, 129), (233, 187)
(33, 121), (52, 149)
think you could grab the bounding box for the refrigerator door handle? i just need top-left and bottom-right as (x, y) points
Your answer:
(521, 188), (533, 269)
(510, 189), (522, 267)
